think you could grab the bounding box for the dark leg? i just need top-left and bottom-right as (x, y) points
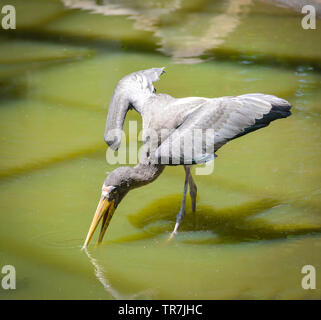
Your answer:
(186, 166), (197, 213)
(169, 166), (190, 239)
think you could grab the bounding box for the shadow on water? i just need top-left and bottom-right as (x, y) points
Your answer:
(106, 194), (321, 245)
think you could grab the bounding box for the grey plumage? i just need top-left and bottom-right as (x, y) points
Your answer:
(105, 68), (291, 166)
(83, 67), (292, 247)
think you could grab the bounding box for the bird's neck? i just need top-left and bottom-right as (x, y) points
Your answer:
(131, 92), (156, 116)
(126, 163), (164, 190)
(131, 102), (143, 115)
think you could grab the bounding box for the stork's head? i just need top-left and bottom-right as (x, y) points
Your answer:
(82, 166), (135, 248)
(104, 67), (165, 150)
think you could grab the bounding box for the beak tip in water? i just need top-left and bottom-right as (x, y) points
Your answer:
(83, 194), (115, 247)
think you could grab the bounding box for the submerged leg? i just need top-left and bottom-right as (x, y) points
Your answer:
(186, 166), (197, 213)
(169, 167), (190, 240)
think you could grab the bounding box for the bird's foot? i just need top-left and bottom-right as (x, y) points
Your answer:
(168, 231), (176, 241)
(168, 222), (180, 241)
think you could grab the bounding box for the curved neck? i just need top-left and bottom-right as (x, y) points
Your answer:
(130, 91), (154, 116)
(104, 89), (153, 148)
(104, 91), (129, 149)
(129, 163), (165, 190)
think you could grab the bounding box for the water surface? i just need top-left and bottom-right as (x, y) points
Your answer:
(0, 0), (321, 299)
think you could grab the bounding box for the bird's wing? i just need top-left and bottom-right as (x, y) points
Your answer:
(154, 93), (291, 165)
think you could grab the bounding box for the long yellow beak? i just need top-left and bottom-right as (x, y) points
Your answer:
(83, 193), (115, 248)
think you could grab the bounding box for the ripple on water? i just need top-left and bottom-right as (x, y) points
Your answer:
(31, 230), (83, 251)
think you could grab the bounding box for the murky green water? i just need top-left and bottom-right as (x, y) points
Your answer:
(0, 0), (321, 299)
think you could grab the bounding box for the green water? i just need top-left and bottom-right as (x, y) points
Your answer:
(0, 0), (321, 299)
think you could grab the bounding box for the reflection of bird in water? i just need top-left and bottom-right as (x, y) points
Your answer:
(155, 0), (253, 63)
(62, 0), (253, 63)
(83, 247), (157, 299)
(83, 247), (122, 299)
(266, 0), (321, 18)
(83, 67), (291, 247)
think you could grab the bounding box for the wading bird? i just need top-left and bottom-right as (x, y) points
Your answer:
(83, 68), (291, 247)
